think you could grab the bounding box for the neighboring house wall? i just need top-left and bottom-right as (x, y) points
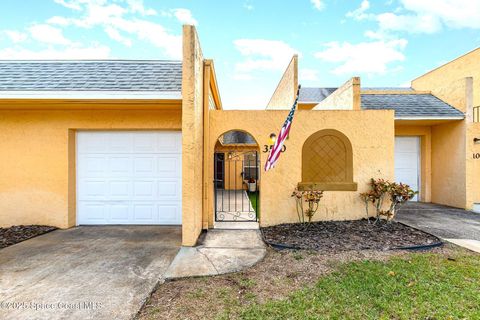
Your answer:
(266, 55), (298, 109)
(0, 105), (182, 228)
(412, 50), (480, 209)
(313, 77), (361, 110)
(182, 25), (205, 246)
(208, 109), (395, 226)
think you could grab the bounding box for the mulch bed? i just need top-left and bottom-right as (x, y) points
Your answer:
(261, 219), (440, 252)
(0, 225), (57, 249)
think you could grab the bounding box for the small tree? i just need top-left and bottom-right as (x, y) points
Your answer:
(291, 187), (324, 224)
(360, 178), (390, 223)
(360, 178), (416, 223)
(386, 182), (416, 221)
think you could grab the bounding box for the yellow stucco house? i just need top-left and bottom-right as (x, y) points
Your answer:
(1, 25), (479, 246)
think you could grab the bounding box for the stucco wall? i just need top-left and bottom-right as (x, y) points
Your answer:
(313, 77), (360, 111)
(411, 50), (480, 209)
(412, 48), (480, 109)
(431, 121), (467, 208)
(181, 25), (205, 246)
(0, 108), (182, 228)
(266, 55), (298, 109)
(208, 110), (395, 226)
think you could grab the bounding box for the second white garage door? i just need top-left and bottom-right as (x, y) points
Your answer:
(394, 136), (420, 201)
(77, 131), (182, 225)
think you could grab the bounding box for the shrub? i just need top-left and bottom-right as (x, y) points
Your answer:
(291, 187), (324, 224)
(360, 178), (416, 223)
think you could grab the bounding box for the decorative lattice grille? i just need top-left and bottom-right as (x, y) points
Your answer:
(302, 130), (353, 184)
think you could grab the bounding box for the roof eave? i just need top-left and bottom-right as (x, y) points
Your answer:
(0, 91), (182, 100)
(394, 116), (465, 120)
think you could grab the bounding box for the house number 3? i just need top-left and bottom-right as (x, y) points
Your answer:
(474, 153), (480, 159)
(262, 145), (287, 153)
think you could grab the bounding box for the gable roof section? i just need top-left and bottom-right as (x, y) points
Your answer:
(298, 87), (337, 103)
(361, 93), (465, 119)
(0, 60), (182, 99)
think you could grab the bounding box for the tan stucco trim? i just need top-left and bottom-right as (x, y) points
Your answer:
(181, 25), (205, 246)
(0, 99), (182, 110)
(67, 129), (76, 227)
(204, 59), (222, 109)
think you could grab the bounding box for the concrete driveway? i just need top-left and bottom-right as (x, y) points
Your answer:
(397, 202), (480, 252)
(0, 226), (181, 320)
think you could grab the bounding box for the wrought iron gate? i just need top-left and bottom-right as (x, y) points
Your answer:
(214, 151), (259, 222)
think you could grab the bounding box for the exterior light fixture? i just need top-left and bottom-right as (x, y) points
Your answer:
(269, 133), (277, 145)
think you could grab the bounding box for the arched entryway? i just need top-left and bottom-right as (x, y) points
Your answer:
(214, 130), (259, 222)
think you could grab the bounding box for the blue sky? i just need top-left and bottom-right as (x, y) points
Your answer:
(0, 0), (479, 109)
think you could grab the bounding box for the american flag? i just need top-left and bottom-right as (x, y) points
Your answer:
(264, 85), (301, 171)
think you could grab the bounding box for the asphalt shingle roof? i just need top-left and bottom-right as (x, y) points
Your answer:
(0, 60), (182, 92)
(361, 93), (464, 118)
(299, 87), (337, 103)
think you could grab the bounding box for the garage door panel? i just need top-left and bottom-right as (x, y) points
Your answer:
(133, 133), (157, 153)
(157, 156), (180, 177)
(395, 153), (418, 169)
(109, 203), (130, 222)
(78, 180), (107, 200)
(77, 131), (182, 225)
(134, 157), (156, 175)
(78, 203), (107, 224)
(109, 156), (132, 175)
(157, 132), (182, 153)
(395, 136), (419, 201)
(109, 133), (134, 153)
(158, 180), (181, 200)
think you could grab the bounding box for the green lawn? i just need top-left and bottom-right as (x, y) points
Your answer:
(247, 191), (259, 217)
(230, 252), (480, 320)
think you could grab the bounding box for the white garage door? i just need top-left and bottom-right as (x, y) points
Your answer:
(77, 131), (182, 225)
(394, 136), (420, 201)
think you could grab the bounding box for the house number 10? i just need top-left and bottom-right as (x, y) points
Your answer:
(474, 153), (480, 159)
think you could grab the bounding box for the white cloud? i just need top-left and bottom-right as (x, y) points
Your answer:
(299, 68), (319, 81)
(243, 2), (254, 11)
(46, 0), (184, 58)
(28, 24), (72, 45)
(347, 0), (480, 36)
(314, 39), (407, 75)
(346, 0), (371, 21)
(53, 0), (83, 11)
(0, 44), (111, 59)
(104, 26), (132, 46)
(376, 12), (441, 34)
(4, 30), (28, 43)
(234, 39), (299, 76)
(310, 0), (324, 11)
(126, 0), (157, 16)
(171, 8), (198, 26)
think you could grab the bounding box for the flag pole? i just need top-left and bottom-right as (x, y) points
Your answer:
(264, 84), (301, 172)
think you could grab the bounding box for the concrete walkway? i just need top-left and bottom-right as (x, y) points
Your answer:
(0, 226), (181, 320)
(165, 229), (266, 279)
(397, 202), (480, 253)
